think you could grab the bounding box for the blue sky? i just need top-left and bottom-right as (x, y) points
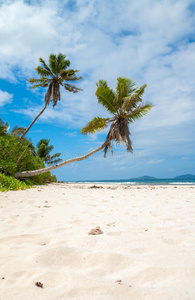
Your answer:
(0, 0), (195, 181)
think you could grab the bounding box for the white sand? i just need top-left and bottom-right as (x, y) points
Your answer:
(0, 184), (195, 300)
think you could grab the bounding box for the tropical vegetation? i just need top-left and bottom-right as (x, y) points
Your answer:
(0, 52), (153, 187)
(0, 118), (57, 189)
(37, 139), (62, 165)
(14, 77), (153, 179)
(0, 173), (32, 192)
(81, 78), (153, 156)
(19, 53), (82, 141)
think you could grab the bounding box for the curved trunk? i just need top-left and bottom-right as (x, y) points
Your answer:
(15, 142), (107, 179)
(19, 103), (47, 141)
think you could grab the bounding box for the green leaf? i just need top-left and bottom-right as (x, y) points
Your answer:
(49, 54), (58, 75)
(39, 57), (53, 76)
(81, 117), (110, 134)
(95, 81), (118, 114)
(135, 84), (147, 96)
(63, 83), (83, 93)
(126, 104), (153, 122)
(35, 66), (51, 77)
(116, 77), (137, 103)
(121, 84), (147, 115)
(28, 78), (43, 83)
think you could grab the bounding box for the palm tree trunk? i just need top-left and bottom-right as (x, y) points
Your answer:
(19, 103), (47, 141)
(16, 143), (30, 165)
(14, 142), (107, 179)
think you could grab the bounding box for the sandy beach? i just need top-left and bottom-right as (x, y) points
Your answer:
(0, 183), (194, 300)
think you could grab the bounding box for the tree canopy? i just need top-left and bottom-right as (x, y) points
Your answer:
(19, 53), (82, 140)
(81, 77), (153, 156)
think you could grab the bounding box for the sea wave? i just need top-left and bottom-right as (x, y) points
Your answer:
(74, 181), (136, 185)
(71, 181), (195, 185)
(168, 182), (195, 185)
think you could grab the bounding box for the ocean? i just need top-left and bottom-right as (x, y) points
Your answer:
(71, 179), (195, 185)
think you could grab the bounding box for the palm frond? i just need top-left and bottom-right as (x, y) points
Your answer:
(49, 54), (58, 75)
(47, 153), (62, 165)
(121, 84), (147, 114)
(126, 104), (153, 122)
(28, 77), (48, 89)
(60, 69), (82, 81)
(81, 117), (110, 134)
(116, 77), (137, 98)
(121, 94), (141, 114)
(35, 66), (51, 77)
(115, 77), (123, 107)
(28, 78), (43, 83)
(11, 126), (26, 137)
(57, 53), (70, 73)
(96, 80), (118, 114)
(39, 57), (53, 76)
(135, 84), (147, 96)
(63, 83), (83, 93)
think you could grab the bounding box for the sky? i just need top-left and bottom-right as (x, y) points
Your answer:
(0, 0), (195, 181)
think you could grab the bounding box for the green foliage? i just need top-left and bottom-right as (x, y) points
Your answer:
(82, 77), (153, 135)
(0, 132), (57, 187)
(81, 117), (109, 134)
(82, 77), (153, 157)
(11, 126), (26, 137)
(0, 118), (9, 136)
(116, 77), (137, 107)
(95, 80), (117, 114)
(36, 139), (62, 165)
(28, 53), (82, 99)
(0, 174), (32, 192)
(126, 104), (153, 122)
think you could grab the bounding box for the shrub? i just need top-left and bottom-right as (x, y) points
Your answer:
(0, 174), (32, 191)
(0, 135), (57, 186)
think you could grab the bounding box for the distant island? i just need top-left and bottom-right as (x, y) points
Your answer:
(129, 174), (195, 181)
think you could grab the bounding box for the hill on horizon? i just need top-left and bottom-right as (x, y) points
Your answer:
(129, 174), (195, 181)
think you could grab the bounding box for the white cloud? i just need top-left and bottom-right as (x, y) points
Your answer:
(0, 0), (195, 168)
(0, 90), (13, 106)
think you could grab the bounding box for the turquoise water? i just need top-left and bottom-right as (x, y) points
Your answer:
(71, 179), (195, 185)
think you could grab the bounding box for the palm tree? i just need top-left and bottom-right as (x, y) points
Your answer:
(14, 77), (153, 179)
(19, 53), (82, 141)
(11, 126), (26, 137)
(0, 118), (26, 137)
(37, 139), (62, 165)
(81, 77), (153, 157)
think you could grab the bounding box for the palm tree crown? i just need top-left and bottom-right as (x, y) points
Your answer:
(28, 53), (82, 108)
(19, 53), (82, 141)
(36, 139), (62, 165)
(81, 77), (153, 157)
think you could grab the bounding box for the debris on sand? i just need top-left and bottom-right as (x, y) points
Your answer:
(88, 226), (103, 235)
(35, 282), (43, 288)
(89, 185), (103, 189)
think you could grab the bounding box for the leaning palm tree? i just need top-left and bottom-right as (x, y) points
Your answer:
(19, 53), (82, 141)
(15, 77), (153, 179)
(81, 78), (152, 156)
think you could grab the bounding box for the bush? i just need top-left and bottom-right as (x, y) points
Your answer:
(0, 174), (32, 191)
(0, 135), (57, 186)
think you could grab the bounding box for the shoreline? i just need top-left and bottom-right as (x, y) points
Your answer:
(54, 182), (195, 188)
